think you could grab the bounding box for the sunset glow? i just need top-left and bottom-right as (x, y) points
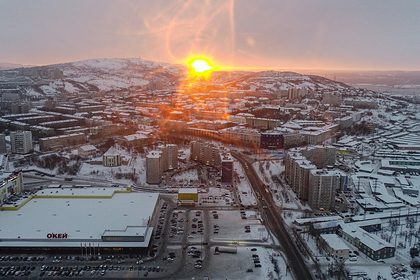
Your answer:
(190, 59), (213, 73)
(187, 57), (215, 78)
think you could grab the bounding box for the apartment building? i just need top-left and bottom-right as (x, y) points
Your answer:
(308, 169), (339, 210)
(190, 141), (221, 167)
(220, 153), (234, 186)
(157, 144), (178, 171)
(146, 151), (163, 184)
(260, 131), (284, 149)
(11, 102), (31, 114)
(245, 117), (280, 130)
(292, 159), (316, 201)
(0, 133), (6, 154)
(219, 127), (261, 147)
(301, 146), (336, 169)
(39, 133), (86, 152)
(285, 152), (316, 201)
(282, 132), (305, 148)
(10, 131), (33, 154)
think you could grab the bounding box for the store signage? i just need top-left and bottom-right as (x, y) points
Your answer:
(47, 233), (68, 239)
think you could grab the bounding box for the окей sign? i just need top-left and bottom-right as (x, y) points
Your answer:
(47, 233), (68, 239)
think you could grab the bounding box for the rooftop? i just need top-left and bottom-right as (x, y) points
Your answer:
(0, 188), (158, 248)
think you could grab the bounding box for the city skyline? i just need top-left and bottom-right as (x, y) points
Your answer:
(1, 0), (420, 71)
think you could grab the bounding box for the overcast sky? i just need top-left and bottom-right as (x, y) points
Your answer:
(1, 0), (420, 70)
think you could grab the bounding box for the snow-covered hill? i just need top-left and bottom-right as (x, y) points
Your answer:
(46, 58), (188, 93)
(3, 57), (353, 96)
(210, 70), (351, 92)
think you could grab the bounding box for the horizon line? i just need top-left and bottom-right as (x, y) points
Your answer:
(2, 57), (420, 73)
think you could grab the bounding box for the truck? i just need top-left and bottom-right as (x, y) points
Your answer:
(214, 246), (237, 254)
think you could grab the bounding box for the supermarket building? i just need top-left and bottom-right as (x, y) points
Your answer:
(0, 186), (159, 253)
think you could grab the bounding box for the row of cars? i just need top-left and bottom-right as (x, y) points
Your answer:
(155, 202), (168, 239)
(0, 255), (44, 262)
(39, 264), (109, 277)
(137, 265), (162, 276)
(169, 210), (186, 237)
(240, 210), (247, 219)
(0, 265), (35, 277)
(252, 254), (262, 268)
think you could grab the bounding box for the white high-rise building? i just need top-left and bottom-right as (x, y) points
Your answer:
(10, 131), (33, 154)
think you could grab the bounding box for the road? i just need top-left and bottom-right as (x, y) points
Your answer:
(231, 151), (314, 280)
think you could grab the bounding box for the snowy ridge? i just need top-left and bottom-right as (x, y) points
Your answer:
(49, 58), (188, 92)
(209, 70), (351, 92)
(7, 57), (352, 96)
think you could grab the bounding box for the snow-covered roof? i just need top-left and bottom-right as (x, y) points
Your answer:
(79, 145), (97, 152)
(178, 188), (198, 194)
(320, 234), (349, 251)
(123, 133), (148, 141)
(0, 188), (158, 248)
(294, 216), (343, 226)
(103, 146), (121, 156)
(341, 224), (395, 251)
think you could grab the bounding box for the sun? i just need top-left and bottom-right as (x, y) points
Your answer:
(190, 59), (213, 73)
(187, 57), (215, 78)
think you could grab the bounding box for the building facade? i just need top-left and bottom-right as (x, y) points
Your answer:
(219, 127), (261, 148)
(0, 133), (6, 154)
(301, 146), (336, 169)
(39, 133), (86, 152)
(340, 224), (395, 260)
(319, 234), (350, 259)
(191, 141), (221, 167)
(10, 131), (33, 154)
(0, 170), (24, 202)
(245, 117), (280, 130)
(157, 144), (178, 171)
(146, 151), (163, 184)
(308, 170), (339, 210)
(220, 153), (234, 186)
(260, 132), (284, 149)
(102, 147), (122, 167)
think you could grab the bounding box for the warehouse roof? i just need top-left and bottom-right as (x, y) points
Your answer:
(0, 188), (158, 248)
